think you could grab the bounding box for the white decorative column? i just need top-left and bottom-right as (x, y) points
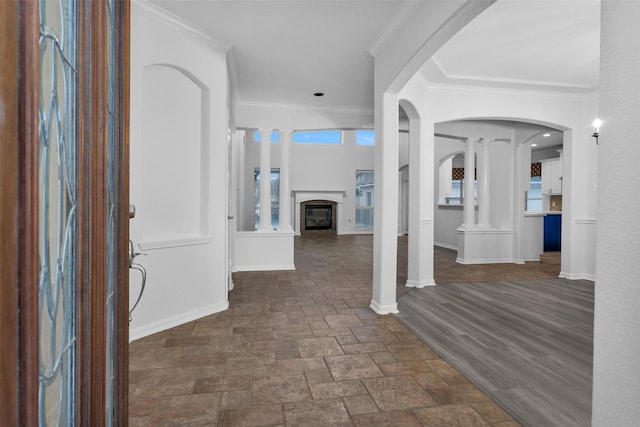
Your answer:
(278, 130), (293, 231)
(371, 91), (399, 314)
(477, 139), (493, 228)
(461, 138), (476, 228)
(405, 116), (436, 288)
(258, 128), (272, 231)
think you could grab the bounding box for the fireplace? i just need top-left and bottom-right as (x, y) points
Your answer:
(305, 205), (332, 230)
(300, 199), (338, 233)
(294, 191), (345, 235)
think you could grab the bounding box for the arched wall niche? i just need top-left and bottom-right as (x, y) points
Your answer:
(140, 63), (211, 248)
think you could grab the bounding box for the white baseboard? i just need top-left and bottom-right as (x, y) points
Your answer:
(129, 301), (229, 342)
(369, 299), (399, 315)
(456, 257), (515, 265)
(434, 242), (457, 251)
(234, 264), (295, 272)
(405, 279), (437, 288)
(559, 271), (595, 282)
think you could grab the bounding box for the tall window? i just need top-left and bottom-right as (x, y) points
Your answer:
(254, 168), (280, 229)
(355, 171), (374, 229)
(447, 179), (463, 205)
(444, 167), (476, 205)
(39, 1), (77, 424)
(527, 176), (543, 211)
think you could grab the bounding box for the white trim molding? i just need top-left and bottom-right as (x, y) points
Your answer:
(133, 0), (230, 53)
(369, 300), (399, 315)
(405, 279), (437, 288)
(234, 264), (295, 272)
(367, 1), (422, 57)
(435, 241), (457, 251)
(559, 271), (596, 282)
(574, 218), (597, 225)
(139, 237), (212, 251)
(129, 300), (229, 342)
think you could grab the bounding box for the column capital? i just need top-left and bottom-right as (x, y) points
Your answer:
(258, 128), (273, 141)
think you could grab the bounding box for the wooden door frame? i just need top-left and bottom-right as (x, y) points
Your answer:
(0, 0), (130, 424)
(0, 1), (40, 425)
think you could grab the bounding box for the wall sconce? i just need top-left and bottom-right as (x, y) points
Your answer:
(592, 118), (602, 145)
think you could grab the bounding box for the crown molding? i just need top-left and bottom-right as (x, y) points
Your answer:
(132, 0), (230, 53)
(367, 0), (422, 57)
(426, 56), (598, 94)
(424, 78), (597, 98)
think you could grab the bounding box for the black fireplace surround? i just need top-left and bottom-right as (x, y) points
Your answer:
(304, 205), (333, 230)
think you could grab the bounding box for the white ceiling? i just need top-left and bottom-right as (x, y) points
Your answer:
(149, 0), (601, 113)
(149, 0), (410, 112)
(426, 0), (601, 93)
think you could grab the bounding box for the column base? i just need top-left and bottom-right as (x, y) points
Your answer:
(405, 279), (436, 288)
(475, 223), (495, 230)
(369, 299), (399, 315)
(457, 224), (476, 231)
(256, 227), (276, 233)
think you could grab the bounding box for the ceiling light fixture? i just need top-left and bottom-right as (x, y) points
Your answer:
(313, 92), (324, 97)
(592, 118), (602, 145)
(531, 143), (538, 147)
(543, 133), (551, 137)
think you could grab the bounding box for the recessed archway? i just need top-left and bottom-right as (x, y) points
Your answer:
(433, 118), (568, 271)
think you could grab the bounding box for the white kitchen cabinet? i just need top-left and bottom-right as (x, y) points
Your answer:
(541, 157), (563, 194)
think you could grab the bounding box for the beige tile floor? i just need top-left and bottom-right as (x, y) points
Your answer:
(129, 234), (557, 426)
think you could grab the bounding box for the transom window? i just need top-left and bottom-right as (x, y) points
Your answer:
(355, 129), (375, 146)
(293, 129), (342, 145)
(253, 130), (280, 142)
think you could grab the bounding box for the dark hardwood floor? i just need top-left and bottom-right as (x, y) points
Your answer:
(396, 239), (594, 427)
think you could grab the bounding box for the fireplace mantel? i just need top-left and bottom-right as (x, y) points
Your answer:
(292, 190), (346, 235)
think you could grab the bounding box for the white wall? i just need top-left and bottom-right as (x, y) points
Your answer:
(399, 72), (599, 279)
(235, 103), (373, 130)
(592, 2), (640, 425)
(129, 2), (230, 340)
(240, 130), (374, 234)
